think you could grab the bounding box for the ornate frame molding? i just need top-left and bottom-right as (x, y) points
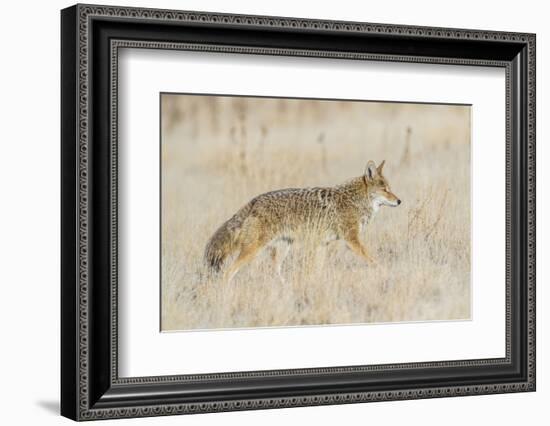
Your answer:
(61, 4), (535, 421)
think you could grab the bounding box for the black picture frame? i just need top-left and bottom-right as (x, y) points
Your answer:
(61, 3), (536, 421)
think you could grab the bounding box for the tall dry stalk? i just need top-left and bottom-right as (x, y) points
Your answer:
(400, 126), (412, 166)
(317, 132), (328, 174)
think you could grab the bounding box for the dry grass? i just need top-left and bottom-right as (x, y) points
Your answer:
(161, 95), (471, 331)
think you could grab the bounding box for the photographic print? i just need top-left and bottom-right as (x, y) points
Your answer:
(161, 94), (471, 331)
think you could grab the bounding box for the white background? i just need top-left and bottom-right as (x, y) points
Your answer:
(119, 50), (505, 376)
(0, 0), (547, 425)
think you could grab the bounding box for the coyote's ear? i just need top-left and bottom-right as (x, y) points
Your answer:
(364, 160), (378, 181)
(377, 160), (386, 174)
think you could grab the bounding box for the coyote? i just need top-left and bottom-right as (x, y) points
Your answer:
(204, 160), (401, 283)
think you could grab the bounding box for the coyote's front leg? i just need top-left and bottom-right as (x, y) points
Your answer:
(343, 232), (376, 266)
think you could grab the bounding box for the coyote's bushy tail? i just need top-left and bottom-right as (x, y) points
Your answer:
(204, 216), (241, 272)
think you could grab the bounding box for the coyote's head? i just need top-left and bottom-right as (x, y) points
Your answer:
(363, 160), (401, 210)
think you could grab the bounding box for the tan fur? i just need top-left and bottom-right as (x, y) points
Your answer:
(204, 160), (400, 283)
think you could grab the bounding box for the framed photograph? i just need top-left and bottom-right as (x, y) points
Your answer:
(61, 4), (536, 421)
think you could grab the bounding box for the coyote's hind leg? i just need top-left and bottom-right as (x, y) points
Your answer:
(224, 239), (266, 284)
(269, 239), (291, 284)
